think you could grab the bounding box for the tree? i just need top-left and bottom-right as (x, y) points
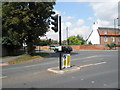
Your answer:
(76, 35), (86, 45)
(68, 35), (85, 45)
(2, 2), (55, 55)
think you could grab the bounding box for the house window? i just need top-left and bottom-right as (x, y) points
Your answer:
(112, 37), (115, 42)
(104, 37), (108, 42)
(118, 37), (120, 42)
(118, 32), (120, 34)
(104, 31), (107, 34)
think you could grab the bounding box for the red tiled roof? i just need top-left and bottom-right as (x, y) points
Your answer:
(98, 29), (120, 36)
(98, 27), (120, 36)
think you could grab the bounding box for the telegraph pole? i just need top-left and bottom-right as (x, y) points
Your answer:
(114, 18), (119, 49)
(66, 27), (68, 45)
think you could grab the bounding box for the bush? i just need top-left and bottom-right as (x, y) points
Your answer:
(106, 43), (116, 49)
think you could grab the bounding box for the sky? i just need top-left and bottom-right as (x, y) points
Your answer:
(41, 0), (119, 41)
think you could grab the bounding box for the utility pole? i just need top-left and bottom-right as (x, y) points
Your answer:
(66, 27), (68, 45)
(114, 18), (119, 49)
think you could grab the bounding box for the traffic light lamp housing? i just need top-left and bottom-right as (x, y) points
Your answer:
(51, 15), (58, 32)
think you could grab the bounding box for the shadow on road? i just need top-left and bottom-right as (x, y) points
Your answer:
(47, 51), (79, 58)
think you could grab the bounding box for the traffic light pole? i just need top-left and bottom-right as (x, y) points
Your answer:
(59, 16), (62, 70)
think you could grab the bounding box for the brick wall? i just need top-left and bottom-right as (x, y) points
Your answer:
(36, 46), (49, 50)
(70, 45), (109, 50)
(36, 45), (109, 50)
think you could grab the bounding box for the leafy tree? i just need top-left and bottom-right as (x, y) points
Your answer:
(51, 40), (58, 44)
(37, 39), (50, 46)
(68, 35), (85, 45)
(2, 2), (55, 55)
(76, 35), (86, 45)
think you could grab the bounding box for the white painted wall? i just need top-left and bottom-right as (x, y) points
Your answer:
(87, 22), (100, 44)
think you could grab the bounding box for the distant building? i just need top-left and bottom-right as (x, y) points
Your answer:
(87, 22), (120, 45)
(98, 27), (120, 45)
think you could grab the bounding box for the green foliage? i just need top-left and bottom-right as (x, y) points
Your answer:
(36, 39), (58, 46)
(38, 39), (50, 46)
(68, 35), (86, 45)
(106, 43), (116, 49)
(88, 41), (92, 45)
(2, 2), (55, 55)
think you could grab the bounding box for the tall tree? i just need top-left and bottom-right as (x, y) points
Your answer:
(2, 2), (55, 55)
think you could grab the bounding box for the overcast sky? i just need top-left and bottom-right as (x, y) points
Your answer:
(41, 0), (119, 41)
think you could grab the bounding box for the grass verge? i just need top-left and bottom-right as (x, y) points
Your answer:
(7, 52), (49, 64)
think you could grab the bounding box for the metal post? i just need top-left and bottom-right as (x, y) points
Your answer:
(59, 16), (62, 70)
(66, 27), (68, 45)
(114, 18), (119, 49)
(114, 19), (116, 47)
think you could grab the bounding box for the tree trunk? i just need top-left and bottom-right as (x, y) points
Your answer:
(26, 43), (35, 56)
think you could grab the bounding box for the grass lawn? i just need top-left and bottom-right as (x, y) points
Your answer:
(7, 52), (49, 64)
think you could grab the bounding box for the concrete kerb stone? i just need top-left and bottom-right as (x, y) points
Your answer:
(47, 61), (106, 74)
(47, 66), (81, 74)
(0, 63), (9, 66)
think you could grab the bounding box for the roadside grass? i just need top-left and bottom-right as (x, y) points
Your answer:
(7, 52), (49, 64)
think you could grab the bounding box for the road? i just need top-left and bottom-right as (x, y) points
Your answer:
(2, 50), (119, 88)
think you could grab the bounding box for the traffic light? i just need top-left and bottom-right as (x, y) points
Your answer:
(51, 15), (58, 32)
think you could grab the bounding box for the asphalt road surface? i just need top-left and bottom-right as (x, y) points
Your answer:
(2, 50), (119, 88)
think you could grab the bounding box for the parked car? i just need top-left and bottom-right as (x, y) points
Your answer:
(54, 46), (73, 53)
(49, 45), (59, 50)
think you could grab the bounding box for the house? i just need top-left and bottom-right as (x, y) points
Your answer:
(98, 27), (120, 45)
(87, 23), (120, 45)
(87, 22), (100, 44)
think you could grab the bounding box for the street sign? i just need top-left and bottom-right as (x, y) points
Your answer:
(63, 54), (71, 68)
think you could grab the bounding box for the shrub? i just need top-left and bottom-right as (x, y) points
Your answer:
(106, 43), (116, 49)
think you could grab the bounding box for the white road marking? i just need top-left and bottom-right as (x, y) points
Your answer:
(82, 55), (111, 62)
(79, 62), (107, 68)
(81, 78), (84, 80)
(72, 77), (75, 79)
(0, 76), (7, 79)
(84, 55), (98, 59)
(91, 81), (95, 84)
(104, 84), (107, 86)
